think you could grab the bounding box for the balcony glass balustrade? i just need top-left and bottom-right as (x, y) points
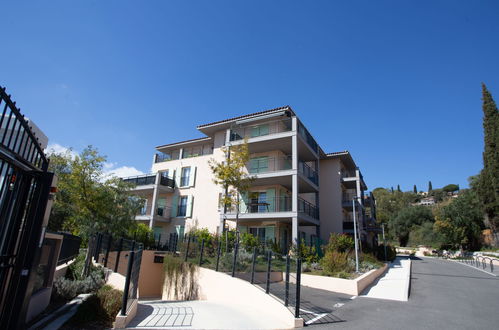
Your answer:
(123, 173), (175, 189)
(229, 118), (292, 141)
(247, 156), (292, 174)
(298, 161), (318, 185)
(297, 122), (318, 153)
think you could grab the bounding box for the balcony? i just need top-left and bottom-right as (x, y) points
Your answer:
(123, 173), (175, 190)
(229, 118), (292, 141)
(247, 156), (292, 174)
(297, 122), (318, 154)
(298, 161), (318, 186)
(298, 197), (319, 220)
(342, 193), (356, 207)
(343, 221), (355, 230)
(227, 196), (292, 214)
(138, 204), (171, 222)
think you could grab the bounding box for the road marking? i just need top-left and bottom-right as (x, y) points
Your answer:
(333, 303), (344, 308)
(350, 296), (357, 300)
(305, 313), (328, 325)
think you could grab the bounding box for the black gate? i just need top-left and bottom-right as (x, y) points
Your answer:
(0, 87), (53, 328)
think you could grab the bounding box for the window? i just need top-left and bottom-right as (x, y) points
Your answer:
(180, 167), (191, 187)
(249, 227), (266, 242)
(178, 196), (188, 217)
(249, 192), (267, 213)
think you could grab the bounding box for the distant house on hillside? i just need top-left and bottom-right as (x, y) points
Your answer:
(417, 197), (435, 206)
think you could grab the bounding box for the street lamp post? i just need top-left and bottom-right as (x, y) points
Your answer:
(352, 197), (360, 273)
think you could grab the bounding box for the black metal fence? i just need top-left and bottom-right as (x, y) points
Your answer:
(0, 87), (53, 329)
(87, 233), (144, 315)
(57, 233), (82, 265)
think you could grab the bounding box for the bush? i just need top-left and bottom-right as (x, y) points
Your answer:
(360, 253), (383, 271)
(321, 250), (353, 275)
(66, 285), (123, 328)
(325, 233), (354, 253)
(53, 266), (105, 301)
(240, 233), (258, 251)
(375, 244), (397, 262)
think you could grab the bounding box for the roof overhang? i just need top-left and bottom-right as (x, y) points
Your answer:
(196, 106), (294, 136)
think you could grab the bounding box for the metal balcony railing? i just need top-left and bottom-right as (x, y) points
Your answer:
(247, 156), (292, 174)
(123, 174), (175, 189)
(297, 122), (319, 153)
(124, 174), (156, 186)
(298, 197), (319, 219)
(139, 204), (171, 219)
(155, 150), (180, 163)
(298, 161), (318, 185)
(229, 118), (292, 141)
(342, 193), (357, 204)
(340, 170), (356, 179)
(227, 196), (293, 214)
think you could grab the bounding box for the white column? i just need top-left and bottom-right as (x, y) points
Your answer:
(225, 128), (231, 146)
(291, 116), (299, 246)
(292, 216), (299, 247)
(149, 172), (161, 229)
(179, 148), (184, 159)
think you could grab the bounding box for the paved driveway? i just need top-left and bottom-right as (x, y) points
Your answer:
(313, 257), (499, 329)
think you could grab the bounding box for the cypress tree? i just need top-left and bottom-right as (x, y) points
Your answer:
(397, 184), (401, 192)
(413, 185), (417, 194)
(476, 83), (499, 244)
(391, 186), (394, 193)
(428, 181), (433, 194)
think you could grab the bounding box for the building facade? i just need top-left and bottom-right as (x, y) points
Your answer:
(124, 106), (378, 248)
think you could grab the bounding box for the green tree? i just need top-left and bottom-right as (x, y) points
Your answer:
(442, 184), (459, 194)
(428, 181), (433, 194)
(413, 185), (417, 194)
(47, 146), (143, 239)
(209, 140), (253, 232)
(434, 189), (484, 250)
(390, 206), (434, 246)
(474, 83), (499, 244)
(397, 184), (401, 192)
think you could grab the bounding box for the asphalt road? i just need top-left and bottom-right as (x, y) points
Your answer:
(312, 256), (499, 330)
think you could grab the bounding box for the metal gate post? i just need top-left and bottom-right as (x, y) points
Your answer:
(266, 251), (272, 294)
(285, 255), (290, 306)
(231, 242), (239, 277)
(250, 247), (257, 284)
(114, 238), (123, 273)
(215, 239), (222, 272)
(121, 241), (135, 316)
(295, 258), (302, 318)
(184, 235), (191, 262)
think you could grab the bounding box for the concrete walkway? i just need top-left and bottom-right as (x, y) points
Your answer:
(360, 257), (411, 301)
(126, 300), (293, 329)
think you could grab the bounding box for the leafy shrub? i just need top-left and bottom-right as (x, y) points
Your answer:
(325, 233), (354, 253)
(240, 233), (258, 251)
(360, 253), (383, 271)
(376, 244), (397, 262)
(320, 250), (353, 275)
(66, 285), (123, 328)
(163, 254), (199, 300)
(53, 269), (105, 301)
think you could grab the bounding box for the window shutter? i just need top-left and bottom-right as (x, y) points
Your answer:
(189, 166), (197, 187)
(174, 169), (181, 188)
(171, 195), (178, 217)
(186, 195), (194, 218)
(239, 192), (248, 213)
(266, 188), (275, 212)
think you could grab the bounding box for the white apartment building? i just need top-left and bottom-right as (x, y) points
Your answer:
(124, 106), (378, 249)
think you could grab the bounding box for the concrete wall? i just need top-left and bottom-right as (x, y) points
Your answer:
(289, 264), (388, 296)
(138, 251), (165, 298)
(318, 158), (343, 242)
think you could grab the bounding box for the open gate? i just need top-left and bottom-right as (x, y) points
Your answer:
(0, 86), (53, 328)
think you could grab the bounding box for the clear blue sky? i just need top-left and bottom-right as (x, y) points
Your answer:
(1, 1), (498, 191)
